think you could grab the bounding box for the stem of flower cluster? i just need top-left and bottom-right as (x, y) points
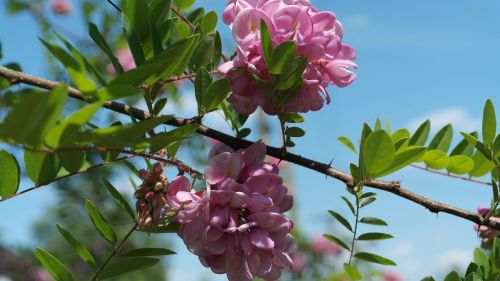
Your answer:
(348, 192), (360, 266)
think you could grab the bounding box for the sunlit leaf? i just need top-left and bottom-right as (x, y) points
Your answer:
(359, 217), (388, 226)
(35, 248), (75, 281)
(85, 200), (117, 244)
(409, 120), (431, 146)
(363, 130), (395, 176)
(56, 224), (96, 267)
(269, 41), (297, 75)
(428, 124), (453, 152)
(24, 151), (61, 184)
(338, 136), (357, 154)
(447, 155), (475, 174)
(483, 99), (496, 146)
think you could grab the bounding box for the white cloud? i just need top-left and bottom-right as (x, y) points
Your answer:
(406, 107), (480, 133)
(435, 249), (471, 270)
(343, 14), (371, 30)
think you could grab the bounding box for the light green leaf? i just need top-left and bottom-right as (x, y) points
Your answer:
(0, 150), (20, 197)
(121, 248), (176, 257)
(103, 179), (136, 220)
(328, 210), (352, 232)
(274, 56), (307, 90)
(323, 234), (350, 251)
(35, 248), (75, 281)
(85, 200), (116, 244)
(98, 257), (159, 280)
(56, 224), (96, 267)
(354, 252), (396, 266)
(338, 136), (357, 154)
(392, 128), (410, 142)
(343, 263), (362, 280)
(493, 134), (500, 157)
(451, 132), (477, 157)
(428, 124), (453, 152)
(374, 146), (426, 177)
(201, 11), (217, 33)
(409, 120), (431, 146)
(357, 232), (393, 241)
(422, 150), (450, 170)
(173, 0), (195, 9)
(1, 85), (68, 146)
(483, 99), (496, 146)
(269, 41), (297, 75)
(461, 132), (495, 162)
(447, 155), (475, 174)
(280, 113), (304, 123)
(24, 151), (61, 184)
(260, 20), (272, 66)
(363, 130), (395, 176)
(469, 152), (495, 177)
(359, 217), (388, 226)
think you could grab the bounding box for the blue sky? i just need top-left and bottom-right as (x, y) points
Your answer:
(1, 1), (500, 280)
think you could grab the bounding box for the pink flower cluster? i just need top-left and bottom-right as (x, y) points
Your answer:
(175, 141), (296, 281)
(50, 0), (72, 15)
(474, 205), (500, 247)
(219, 0), (357, 115)
(106, 48), (137, 75)
(311, 234), (343, 256)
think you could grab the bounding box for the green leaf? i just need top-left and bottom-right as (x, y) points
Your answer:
(360, 192), (377, 199)
(428, 124), (453, 152)
(204, 78), (230, 112)
(422, 150), (450, 170)
(260, 20), (272, 66)
(153, 98), (168, 115)
(444, 271), (462, 281)
(35, 248), (75, 281)
(483, 99), (496, 146)
(201, 11), (217, 33)
(285, 127), (305, 138)
(1, 85), (68, 146)
(174, 0), (195, 9)
(343, 263), (362, 280)
(115, 115), (172, 140)
(338, 136), (357, 154)
(103, 179), (136, 220)
(85, 200), (117, 244)
(0, 150), (20, 197)
(280, 113), (304, 123)
(359, 217), (388, 226)
(359, 123), (372, 180)
(360, 197), (376, 208)
(45, 101), (103, 147)
(350, 163), (361, 183)
(274, 56), (307, 90)
(269, 41), (297, 75)
(150, 0), (172, 28)
(328, 210), (352, 232)
(469, 152), (495, 177)
(363, 130), (395, 176)
(464, 272), (482, 281)
(474, 248), (490, 277)
(122, 0), (151, 43)
(451, 132), (477, 157)
(323, 234), (350, 251)
(96, 85), (141, 101)
(357, 232), (393, 241)
(195, 67), (212, 114)
(341, 196), (356, 215)
(461, 132), (495, 162)
(374, 118), (382, 131)
(121, 248), (176, 257)
(447, 155), (475, 174)
(98, 257), (159, 280)
(189, 34), (215, 71)
(56, 224), (96, 267)
(493, 134), (500, 157)
(421, 277), (437, 281)
(374, 146), (426, 177)
(211, 32), (222, 66)
(392, 128), (410, 143)
(409, 120), (431, 146)
(57, 151), (86, 173)
(354, 252), (396, 266)
(24, 151), (61, 184)
(89, 23), (124, 74)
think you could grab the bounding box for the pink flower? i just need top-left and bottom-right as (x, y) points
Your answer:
(474, 205), (500, 246)
(51, 0), (72, 15)
(29, 267), (52, 281)
(175, 141), (296, 281)
(220, 0), (357, 115)
(311, 234), (343, 256)
(290, 250), (306, 272)
(382, 271), (404, 281)
(106, 48), (136, 75)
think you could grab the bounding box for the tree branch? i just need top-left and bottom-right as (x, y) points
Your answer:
(0, 156), (131, 203)
(0, 66), (497, 230)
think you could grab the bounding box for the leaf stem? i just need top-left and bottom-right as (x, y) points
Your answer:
(348, 192), (360, 266)
(91, 222), (137, 281)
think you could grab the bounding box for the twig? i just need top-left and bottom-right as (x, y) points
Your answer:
(91, 222), (138, 281)
(0, 156), (131, 203)
(1, 66), (498, 230)
(411, 164), (492, 186)
(105, 0), (122, 12)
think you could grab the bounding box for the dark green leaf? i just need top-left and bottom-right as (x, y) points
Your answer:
(150, 0), (172, 28)
(85, 200), (116, 244)
(354, 252), (396, 266)
(357, 232), (393, 241)
(338, 136), (357, 154)
(360, 197), (376, 208)
(204, 78), (230, 112)
(122, 16), (146, 66)
(89, 23), (124, 74)
(0, 150), (20, 197)
(363, 130), (395, 176)
(280, 113), (304, 123)
(469, 152), (495, 177)
(269, 41), (297, 75)
(409, 120), (431, 146)
(461, 132), (495, 162)
(122, 0), (151, 43)
(211, 32), (222, 66)
(260, 20), (272, 66)
(444, 271), (462, 281)
(341, 196), (356, 215)
(24, 151), (61, 184)
(153, 98), (168, 116)
(483, 99), (496, 146)
(98, 257), (159, 280)
(195, 67), (212, 114)
(359, 217), (388, 226)
(428, 124), (453, 152)
(323, 234), (350, 251)
(103, 179), (136, 220)
(189, 34), (215, 71)
(285, 127), (305, 138)
(274, 56), (307, 90)
(451, 132), (477, 157)
(237, 128), (251, 139)
(56, 224), (95, 267)
(360, 192), (376, 199)
(57, 151), (86, 173)
(35, 248), (75, 281)
(421, 277), (437, 281)
(121, 248), (176, 257)
(328, 210), (352, 232)
(359, 123), (373, 180)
